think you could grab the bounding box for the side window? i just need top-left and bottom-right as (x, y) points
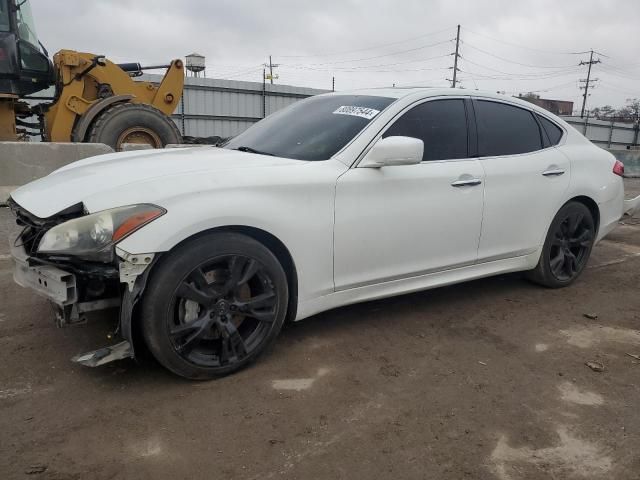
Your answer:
(475, 101), (542, 157)
(383, 99), (468, 161)
(536, 114), (564, 146)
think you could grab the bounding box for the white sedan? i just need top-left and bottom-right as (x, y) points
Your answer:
(8, 88), (636, 379)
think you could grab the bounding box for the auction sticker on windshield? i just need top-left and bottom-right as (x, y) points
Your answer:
(333, 106), (381, 120)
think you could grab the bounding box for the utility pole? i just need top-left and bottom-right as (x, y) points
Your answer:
(332, 76), (335, 92)
(579, 50), (600, 118)
(451, 24), (461, 88)
(266, 55), (280, 84)
(262, 68), (266, 118)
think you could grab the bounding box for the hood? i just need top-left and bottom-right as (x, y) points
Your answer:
(10, 147), (303, 218)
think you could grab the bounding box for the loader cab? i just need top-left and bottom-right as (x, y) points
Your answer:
(0, 0), (53, 96)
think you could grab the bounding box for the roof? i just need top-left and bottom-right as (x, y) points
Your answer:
(323, 87), (555, 114)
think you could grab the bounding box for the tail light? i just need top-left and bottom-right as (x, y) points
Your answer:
(0, 48), (6, 61)
(613, 160), (625, 177)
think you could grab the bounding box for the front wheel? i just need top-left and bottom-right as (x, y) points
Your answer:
(86, 103), (181, 151)
(527, 201), (596, 288)
(140, 233), (289, 379)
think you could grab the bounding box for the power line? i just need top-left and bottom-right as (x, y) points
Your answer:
(281, 54), (451, 72)
(458, 58), (580, 79)
(598, 82), (639, 96)
(462, 42), (577, 69)
(276, 26), (456, 58)
(463, 29), (589, 55)
(285, 38), (453, 66)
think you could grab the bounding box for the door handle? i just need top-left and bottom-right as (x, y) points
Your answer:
(451, 178), (482, 187)
(542, 168), (565, 177)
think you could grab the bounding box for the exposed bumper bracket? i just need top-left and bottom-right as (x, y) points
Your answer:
(116, 249), (159, 360)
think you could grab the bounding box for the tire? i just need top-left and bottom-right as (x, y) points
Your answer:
(527, 201), (596, 288)
(140, 232), (288, 380)
(86, 103), (181, 150)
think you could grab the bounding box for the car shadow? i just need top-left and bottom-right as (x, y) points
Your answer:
(78, 271), (536, 387)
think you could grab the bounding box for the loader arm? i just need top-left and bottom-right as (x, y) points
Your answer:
(44, 50), (184, 143)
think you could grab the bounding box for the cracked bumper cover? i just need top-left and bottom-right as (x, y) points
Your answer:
(10, 234), (157, 366)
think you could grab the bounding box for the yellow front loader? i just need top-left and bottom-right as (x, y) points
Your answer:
(0, 0), (184, 150)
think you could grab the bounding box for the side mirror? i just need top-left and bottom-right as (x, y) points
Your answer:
(359, 136), (424, 168)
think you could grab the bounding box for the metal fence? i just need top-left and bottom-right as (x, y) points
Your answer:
(559, 116), (639, 150)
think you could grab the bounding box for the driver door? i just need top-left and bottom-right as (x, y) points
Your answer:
(333, 97), (485, 290)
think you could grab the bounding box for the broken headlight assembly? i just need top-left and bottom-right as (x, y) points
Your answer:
(37, 204), (166, 262)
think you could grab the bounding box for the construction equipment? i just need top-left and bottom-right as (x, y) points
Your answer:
(0, 0), (183, 150)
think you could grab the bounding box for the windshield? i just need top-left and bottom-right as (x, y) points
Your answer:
(16, 0), (40, 47)
(223, 94), (395, 161)
(0, 0), (10, 32)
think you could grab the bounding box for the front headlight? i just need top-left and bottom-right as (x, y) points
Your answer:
(38, 204), (165, 261)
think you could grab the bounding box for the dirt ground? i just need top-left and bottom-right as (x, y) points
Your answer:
(1, 181), (639, 480)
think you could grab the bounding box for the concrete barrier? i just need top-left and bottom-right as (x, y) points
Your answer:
(0, 142), (113, 204)
(608, 149), (640, 178)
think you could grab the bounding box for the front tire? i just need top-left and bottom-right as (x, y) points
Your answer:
(527, 201), (596, 288)
(86, 103), (181, 150)
(140, 233), (288, 380)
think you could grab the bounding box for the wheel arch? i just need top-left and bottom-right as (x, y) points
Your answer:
(71, 94), (134, 142)
(125, 224), (299, 360)
(567, 195), (600, 234)
(155, 225), (299, 323)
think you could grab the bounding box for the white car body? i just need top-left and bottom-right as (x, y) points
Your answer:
(10, 88), (628, 324)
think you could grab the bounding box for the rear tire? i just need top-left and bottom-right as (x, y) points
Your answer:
(527, 201), (596, 288)
(86, 103), (181, 150)
(140, 232), (288, 380)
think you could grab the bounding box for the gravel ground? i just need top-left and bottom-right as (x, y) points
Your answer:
(0, 180), (639, 480)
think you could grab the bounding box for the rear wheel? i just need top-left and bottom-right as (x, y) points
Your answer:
(86, 103), (181, 151)
(527, 202), (596, 288)
(140, 233), (288, 380)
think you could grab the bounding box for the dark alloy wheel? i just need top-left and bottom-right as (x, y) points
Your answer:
(527, 202), (596, 288)
(141, 233), (288, 379)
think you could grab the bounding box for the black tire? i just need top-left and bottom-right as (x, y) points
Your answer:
(86, 103), (181, 150)
(140, 232), (289, 380)
(527, 201), (596, 288)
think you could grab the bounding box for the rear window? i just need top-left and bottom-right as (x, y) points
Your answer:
(537, 114), (564, 146)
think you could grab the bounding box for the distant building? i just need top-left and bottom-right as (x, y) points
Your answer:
(517, 93), (574, 116)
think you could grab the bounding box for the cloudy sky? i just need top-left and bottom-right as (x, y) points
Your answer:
(30, 0), (640, 113)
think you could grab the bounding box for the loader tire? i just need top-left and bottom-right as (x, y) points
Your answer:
(86, 103), (181, 151)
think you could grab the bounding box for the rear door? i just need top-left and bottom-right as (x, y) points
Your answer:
(472, 99), (570, 262)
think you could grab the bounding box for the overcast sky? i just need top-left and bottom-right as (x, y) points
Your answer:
(30, 0), (640, 113)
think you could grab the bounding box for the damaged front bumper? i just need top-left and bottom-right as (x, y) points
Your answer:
(10, 231), (157, 367)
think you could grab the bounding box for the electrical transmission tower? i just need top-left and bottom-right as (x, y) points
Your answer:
(579, 50), (600, 118)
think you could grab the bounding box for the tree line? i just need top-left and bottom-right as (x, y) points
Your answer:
(590, 98), (640, 123)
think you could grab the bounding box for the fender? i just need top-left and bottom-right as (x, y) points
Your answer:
(71, 94), (134, 142)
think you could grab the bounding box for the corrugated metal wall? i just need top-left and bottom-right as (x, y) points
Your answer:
(143, 74), (330, 138)
(143, 74), (639, 147)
